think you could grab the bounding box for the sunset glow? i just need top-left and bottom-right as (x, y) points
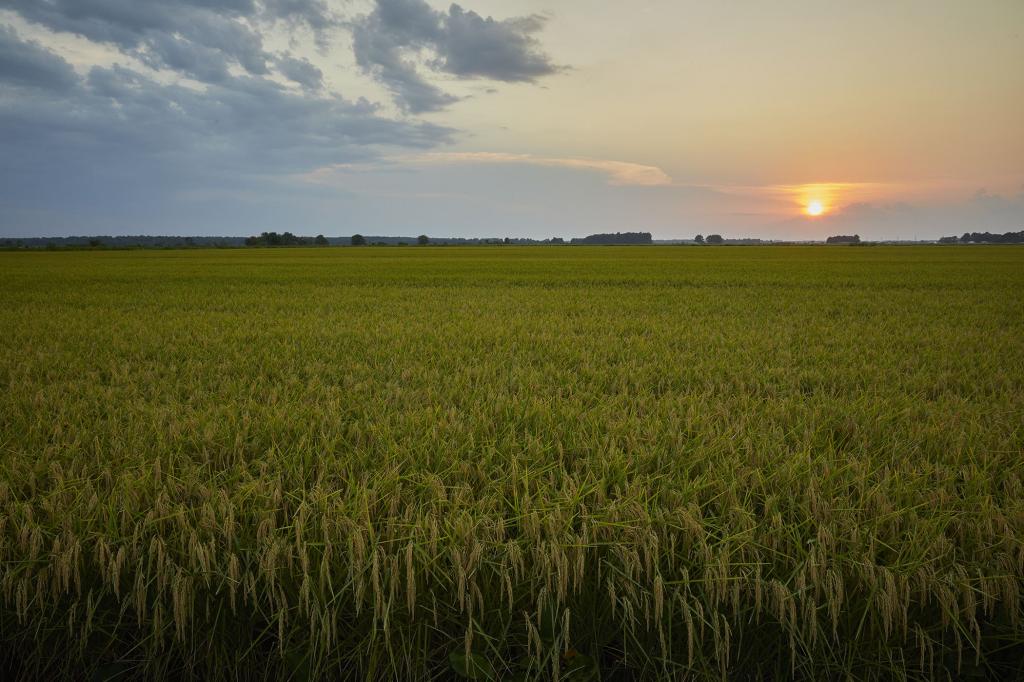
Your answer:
(1, 2), (1022, 241)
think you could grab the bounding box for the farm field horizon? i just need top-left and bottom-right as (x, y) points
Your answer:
(1, 245), (1023, 679)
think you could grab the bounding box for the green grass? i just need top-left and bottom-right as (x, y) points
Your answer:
(1, 246), (1022, 680)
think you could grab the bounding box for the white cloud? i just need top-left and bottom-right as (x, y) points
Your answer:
(309, 150), (679, 186)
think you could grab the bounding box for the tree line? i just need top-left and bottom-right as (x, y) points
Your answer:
(944, 231), (1024, 244)
(569, 232), (653, 245)
(9, 229), (1022, 250)
(245, 232), (329, 246)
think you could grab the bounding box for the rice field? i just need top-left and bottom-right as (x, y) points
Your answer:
(1, 245), (1022, 680)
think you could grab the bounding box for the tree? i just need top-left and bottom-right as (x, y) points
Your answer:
(694, 234), (705, 244)
(417, 234), (429, 245)
(244, 231), (309, 246)
(958, 231), (1024, 244)
(825, 234), (860, 244)
(314, 234), (329, 246)
(351, 234), (366, 246)
(706, 234), (724, 244)
(569, 232), (653, 245)
(87, 238), (103, 248)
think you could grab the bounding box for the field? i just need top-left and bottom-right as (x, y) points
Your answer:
(1, 246), (1022, 680)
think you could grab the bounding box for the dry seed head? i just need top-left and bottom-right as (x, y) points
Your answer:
(654, 573), (664, 622)
(405, 542), (415, 616)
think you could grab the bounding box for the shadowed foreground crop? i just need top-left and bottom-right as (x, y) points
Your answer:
(1, 246), (1022, 679)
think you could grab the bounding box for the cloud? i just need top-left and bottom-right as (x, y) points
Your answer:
(351, 13), (459, 114)
(276, 53), (323, 89)
(3, 0), (560, 109)
(1, 62), (451, 174)
(0, 0), (562, 236)
(0, 20), (454, 235)
(304, 152), (673, 187)
(1, 0), (340, 87)
(138, 31), (235, 83)
(406, 152), (673, 186)
(351, 0), (560, 112)
(439, 6), (557, 81)
(264, 0), (333, 33)
(0, 24), (78, 91)
(3, 0), (271, 79)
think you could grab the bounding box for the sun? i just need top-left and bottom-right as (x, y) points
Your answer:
(805, 200), (825, 216)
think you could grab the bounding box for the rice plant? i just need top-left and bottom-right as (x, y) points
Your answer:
(1, 246), (1022, 679)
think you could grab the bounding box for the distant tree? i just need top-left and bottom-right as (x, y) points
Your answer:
(938, 236), (959, 244)
(569, 232), (653, 245)
(417, 234), (429, 245)
(958, 230), (1024, 244)
(87, 238), (103, 248)
(351, 234), (366, 246)
(245, 231), (309, 246)
(825, 234), (860, 244)
(705, 234), (724, 244)
(314, 234), (329, 246)
(694, 234), (705, 244)
(503, 237), (511, 244)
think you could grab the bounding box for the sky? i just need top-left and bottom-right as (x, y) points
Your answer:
(1, 0), (1022, 240)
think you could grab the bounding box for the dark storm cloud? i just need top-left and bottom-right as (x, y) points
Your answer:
(352, 0), (560, 112)
(0, 24), (77, 91)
